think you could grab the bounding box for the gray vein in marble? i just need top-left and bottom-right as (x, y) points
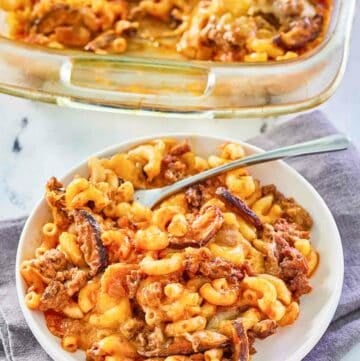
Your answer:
(260, 122), (268, 134)
(11, 117), (28, 154)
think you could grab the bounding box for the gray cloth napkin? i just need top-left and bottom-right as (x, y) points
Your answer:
(1, 111), (359, 361)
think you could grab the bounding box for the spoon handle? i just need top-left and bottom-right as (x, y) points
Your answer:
(158, 134), (349, 199)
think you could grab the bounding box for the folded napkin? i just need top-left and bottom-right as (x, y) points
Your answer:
(1, 111), (359, 361)
(251, 112), (360, 361)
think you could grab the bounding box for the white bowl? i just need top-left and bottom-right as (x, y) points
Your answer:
(16, 134), (344, 361)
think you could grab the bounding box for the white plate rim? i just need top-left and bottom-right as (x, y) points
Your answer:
(15, 132), (344, 361)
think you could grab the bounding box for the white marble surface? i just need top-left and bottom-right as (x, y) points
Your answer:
(0, 3), (359, 359)
(2, 96), (359, 220)
(0, 98), (269, 218)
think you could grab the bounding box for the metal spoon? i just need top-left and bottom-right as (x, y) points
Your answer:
(134, 134), (349, 208)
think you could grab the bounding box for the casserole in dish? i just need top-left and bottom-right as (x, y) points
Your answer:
(1, 0), (331, 62)
(0, 0), (355, 117)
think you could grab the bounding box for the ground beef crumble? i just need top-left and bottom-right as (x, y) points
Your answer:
(184, 247), (250, 285)
(30, 249), (68, 280)
(162, 154), (188, 183)
(262, 220), (312, 300)
(261, 185), (313, 230)
(248, 319), (277, 339)
(185, 184), (204, 210)
(40, 281), (69, 312)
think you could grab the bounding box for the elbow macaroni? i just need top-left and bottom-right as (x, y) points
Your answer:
(225, 170), (256, 200)
(59, 232), (85, 267)
(209, 243), (245, 266)
(165, 316), (207, 336)
(135, 225), (169, 250)
(200, 278), (238, 306)
(242, 277), (286, 321)
(140, 253), (184, 275)
(252, 194), (283, 224)
(41, 222), (58, 248)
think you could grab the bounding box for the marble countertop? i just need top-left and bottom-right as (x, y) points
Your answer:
(0, 3), (359, 360)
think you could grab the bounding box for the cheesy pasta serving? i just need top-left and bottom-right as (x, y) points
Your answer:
(21, 139), (319, 361)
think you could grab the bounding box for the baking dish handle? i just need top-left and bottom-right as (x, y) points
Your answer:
(0, 37), (214, 111)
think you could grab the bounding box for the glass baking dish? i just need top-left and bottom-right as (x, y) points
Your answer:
(0, 0), (355, 118)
